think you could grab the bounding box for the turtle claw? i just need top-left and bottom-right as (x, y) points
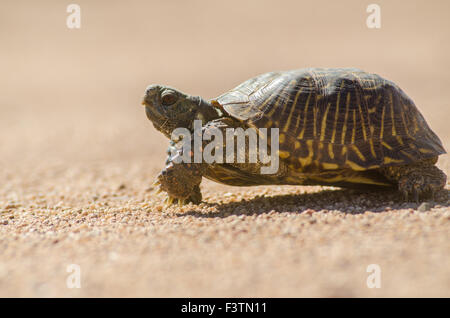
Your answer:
(403, 191), (408, 202)
(402, 188), (419, 203)
(165, 196), (175, 206)
(412, 189), (419, 203)
(162, 195), (187, 207)
(153, 180), (161, 186)
(155, 185), (188, 207)
(165, 196), (187, 207)
(154, 186), (163, 194)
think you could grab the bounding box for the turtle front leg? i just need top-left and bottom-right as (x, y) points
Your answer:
(155, 141), (204, 205)
(155, 119), (235, 206)
(379, 158), (447, 202)
(156, 161), (204, 205)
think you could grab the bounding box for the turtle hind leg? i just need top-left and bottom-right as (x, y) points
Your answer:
(378, 158), (447, 202)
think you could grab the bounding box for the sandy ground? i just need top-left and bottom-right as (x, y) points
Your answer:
(0, 0), (449, 297)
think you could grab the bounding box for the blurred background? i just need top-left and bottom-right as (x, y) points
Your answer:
(1, 0), (449, 168)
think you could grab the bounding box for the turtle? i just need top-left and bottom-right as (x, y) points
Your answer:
(142, 68), (447, 205)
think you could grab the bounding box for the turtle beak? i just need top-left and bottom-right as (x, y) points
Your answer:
(141, 98), (154, 112)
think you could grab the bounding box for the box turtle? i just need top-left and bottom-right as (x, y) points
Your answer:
(142, 68), (446, 205)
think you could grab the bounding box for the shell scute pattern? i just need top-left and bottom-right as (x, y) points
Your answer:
(214, 68), (445, 172)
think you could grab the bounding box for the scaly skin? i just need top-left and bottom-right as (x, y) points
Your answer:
(154, 118), (276, 205)
(379, 158), (447, 201)
(156, 160), (204, 205)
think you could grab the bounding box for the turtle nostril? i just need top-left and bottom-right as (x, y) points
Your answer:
(145, 85), (160, 96)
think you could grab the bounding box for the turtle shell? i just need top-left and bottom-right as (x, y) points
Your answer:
(211, 68), (446, 172)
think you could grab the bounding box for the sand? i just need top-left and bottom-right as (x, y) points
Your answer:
(0, 0), (449, 297)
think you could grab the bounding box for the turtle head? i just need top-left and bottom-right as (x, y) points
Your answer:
(142, 84), (220, 138)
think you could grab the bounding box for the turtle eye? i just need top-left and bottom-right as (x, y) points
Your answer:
(161, 91), (177, 106)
